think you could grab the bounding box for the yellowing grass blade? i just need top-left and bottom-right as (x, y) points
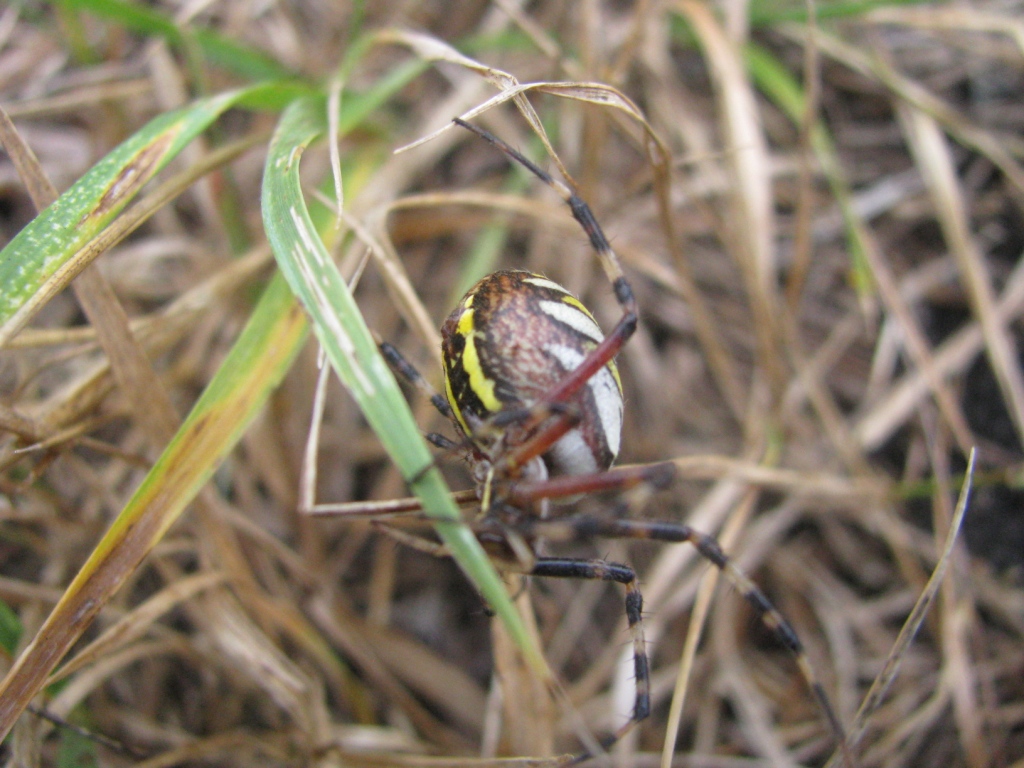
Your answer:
(0, 273), (308, 740)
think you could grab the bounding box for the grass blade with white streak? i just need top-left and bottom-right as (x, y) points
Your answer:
(261, 96), (548, 679)
(0, 82), (306, 345)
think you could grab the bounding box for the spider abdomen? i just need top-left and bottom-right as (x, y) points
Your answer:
(441, 270), (623, 477)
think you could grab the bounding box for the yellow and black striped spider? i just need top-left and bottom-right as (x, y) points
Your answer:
(356, 118), (850, 765)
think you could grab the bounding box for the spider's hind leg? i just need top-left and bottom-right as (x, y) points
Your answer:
(526, 556), (651, 758)
(530, 514), (852, 767)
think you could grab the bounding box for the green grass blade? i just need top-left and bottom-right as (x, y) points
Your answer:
(52, 0), (296, 80)
(262, 96), (547, 679)
(744, 42), (874, 298)
(0, 83), (293, 344)
(749, 0), (934, 25)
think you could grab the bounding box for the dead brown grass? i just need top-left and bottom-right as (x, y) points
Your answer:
(1, 2), (1023, 767)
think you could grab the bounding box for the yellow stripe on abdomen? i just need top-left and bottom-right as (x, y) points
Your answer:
(456, 308), (502, 414)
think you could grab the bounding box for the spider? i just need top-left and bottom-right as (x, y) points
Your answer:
(338, 118), (851, 765)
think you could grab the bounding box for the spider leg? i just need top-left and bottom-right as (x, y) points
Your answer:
(379, 340), (471, 470)
(526, 556), (650, 758)
(506, 462), (676, 506)
(525, 515), (852, 767)
(380, 341), (453, 421)
(487, 403), (581, 476)
(452, 118), (634, 312)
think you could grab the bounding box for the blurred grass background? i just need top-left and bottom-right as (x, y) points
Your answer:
(1, 1), (1023, 766)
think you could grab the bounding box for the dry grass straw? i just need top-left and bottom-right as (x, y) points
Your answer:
(0, 2), (1021, 767)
